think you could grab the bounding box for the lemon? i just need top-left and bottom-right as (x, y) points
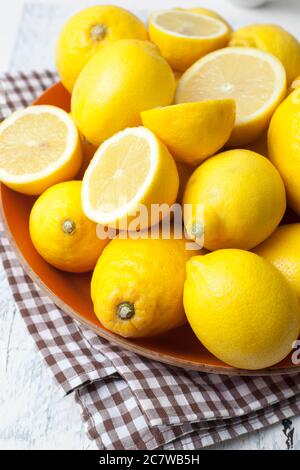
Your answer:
(176, 47), (287, 146)
(81, 127), (179, 229)
(141, 100), (235, 166)
(56, 5), (148, 93)
(91, 234), (199, 338)
(148, 10), (231, 72)
(268, 88), (300, 214)
(0, 105), (82, 195)
(71, 39), (175, 146)
(29, 181), (109, 273)
(183, 149), (286, 251)
(230, 24), (300, 85)
(184, 249), (300, 370)
(254, 224), (300, 303)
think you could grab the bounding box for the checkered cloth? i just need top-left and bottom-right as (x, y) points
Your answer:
(1, 71), (300, 450)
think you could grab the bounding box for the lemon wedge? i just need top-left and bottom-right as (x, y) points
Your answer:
(0, 105), (82, 195)
(141, 100), (236, 166)
(149, 10), (231, 72)
(81, 127), (179, 228)
(176, 47), (287, 146)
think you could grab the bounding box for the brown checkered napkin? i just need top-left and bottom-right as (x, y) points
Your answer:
(1, 71), (300, 450)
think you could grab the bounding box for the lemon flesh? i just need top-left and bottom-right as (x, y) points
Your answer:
(176, 47), (287, 146)
(0, 105), (82, 195)
(230, 24), (300, 85)
(82, 127), (179, 228)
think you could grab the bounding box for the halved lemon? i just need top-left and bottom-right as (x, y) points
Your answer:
(81, 127), (179, 229)
(149, 10), (231, 72)
(0, 105), (82, 195)
(176, 47), (287, 146)
(141, 100), (236, 166)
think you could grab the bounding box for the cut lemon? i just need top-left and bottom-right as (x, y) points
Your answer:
(141, 100), (235, 166)
(0, 105), (82, 195)
(149, 10), (231, 72)
(176, 47), (287, 146)
(82, 127), (179, 228)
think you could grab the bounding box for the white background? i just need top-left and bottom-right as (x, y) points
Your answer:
(1, 0), (300, 450)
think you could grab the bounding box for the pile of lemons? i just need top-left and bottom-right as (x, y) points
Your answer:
(1, 5), (300, 370)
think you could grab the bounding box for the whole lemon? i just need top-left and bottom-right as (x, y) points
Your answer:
(71, 39), (175, 146)
(269, 89), (300, 215)
(56, 5), (148, 93)
(230, 24), (300, 85)
(91, 235), (199, 338)
(30, 181), (109, 272)
(254, 224), (300, 303)
(184, 249), (300, 370)
(183, 149), (286, 251)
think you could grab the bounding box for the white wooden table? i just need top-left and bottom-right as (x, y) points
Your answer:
(1, 0), (300, 450)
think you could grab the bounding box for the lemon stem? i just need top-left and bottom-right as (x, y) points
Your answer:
(90, 24), (107, 42)
(62, 219), (76, 235)
(117, 302), (135, 320)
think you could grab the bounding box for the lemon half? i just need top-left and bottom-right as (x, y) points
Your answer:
(0, 105), (82, 195)
(149, 10), (231, 72)
(82, 127), (179, 228)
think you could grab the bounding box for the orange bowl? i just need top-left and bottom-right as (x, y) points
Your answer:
(1, 82), (300, 376)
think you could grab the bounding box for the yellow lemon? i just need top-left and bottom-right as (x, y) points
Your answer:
(268, 88), (300, 214)
(183, 149), (286, 251)
(81, 127), (179, 229)
(29, 181), (109, 273)
(0, 105), (82, 195)
(141, 100), (235, 166)
(184, 249), (300, 370)
(254, 224), (300, 303)
(148, 10), (231, 72)
(230, 24), (300, 85)
(71, 39), (175, 146)
(56, 5), (148, 93)
(178, 7), (232, 32)
(176, 47), (287, 146)
(91, 234), (199, 338)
